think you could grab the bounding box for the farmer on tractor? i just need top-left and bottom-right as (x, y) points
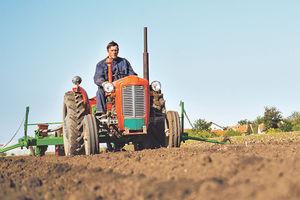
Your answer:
(94, 41), (137, 116)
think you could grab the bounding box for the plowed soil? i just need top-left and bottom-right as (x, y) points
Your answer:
(1, 140), (300, 200)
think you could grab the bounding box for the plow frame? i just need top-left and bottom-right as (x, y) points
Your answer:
(0, 107), (63, 156)
(180, 101), (229, 145)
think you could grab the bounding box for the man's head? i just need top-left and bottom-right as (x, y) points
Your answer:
(107, 41), (119, 59)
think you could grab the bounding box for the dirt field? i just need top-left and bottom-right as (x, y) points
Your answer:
(1, 133), (300, 200)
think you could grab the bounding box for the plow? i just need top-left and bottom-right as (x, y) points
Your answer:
(0, 27), (230, 156)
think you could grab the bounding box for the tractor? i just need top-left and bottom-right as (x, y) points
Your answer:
(61, 27), (181, 155)
(0, 27), (229, 157)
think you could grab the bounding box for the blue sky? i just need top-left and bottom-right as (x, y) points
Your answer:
(1, 0), (300, 143)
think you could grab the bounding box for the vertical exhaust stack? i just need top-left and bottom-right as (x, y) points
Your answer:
(143, 27), (149, 81)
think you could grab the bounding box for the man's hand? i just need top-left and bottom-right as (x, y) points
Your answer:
(101, 81), (108, 87)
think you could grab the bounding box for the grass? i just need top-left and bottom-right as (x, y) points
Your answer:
(229, 131), (300, 144)
(183, 131), (300, 145)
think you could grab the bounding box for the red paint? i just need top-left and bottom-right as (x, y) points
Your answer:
(107, 103), (112, 110)
(38, 124), (48, 137)
(72, 86), (91, 114)
(89, 96), (97, 114)
(114, 75), (150, 131)
(106, 58), (113, 83)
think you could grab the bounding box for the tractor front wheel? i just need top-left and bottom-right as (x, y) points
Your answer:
(166, 111), (181, 148)
(83, 114), (99, 155)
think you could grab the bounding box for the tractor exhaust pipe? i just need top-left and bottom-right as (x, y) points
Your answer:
(143, 27), (149, 81)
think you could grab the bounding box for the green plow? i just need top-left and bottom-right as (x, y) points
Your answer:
(0, 107), (63, 156)
(179, 101), (230, 145)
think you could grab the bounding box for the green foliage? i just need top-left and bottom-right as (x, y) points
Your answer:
(246, 124), (252, 135)
(0, 152), (7, 156)
(237, 119), (250, 125)
(254, 116), (264, 125)
(187, 128), (213, 139)
(192, 119), (211, 133)
(267, 128), (282, 134)
(223, 129), (243, 137)
(292, 122), (300, 131)
(248, 116), (264, 134)
(191, 118), (214, 139)
(263, 106), (282, 131)
(287, 112), (300, 122)
(192, 130), (214, 139)
(279, 119), (293, 132)
(252, 123), (258, 134)
(286, 112), (300, 131)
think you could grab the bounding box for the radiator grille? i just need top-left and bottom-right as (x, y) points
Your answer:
(122, 85), (145, 117)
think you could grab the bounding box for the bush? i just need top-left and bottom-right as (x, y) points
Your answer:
(267, 128), (284, 134)
(292, 123), (300, 131)
(252, 123), (259, 134)
(223, 129), (243, 137)
(0, 152), (7, 157)
(190, 130), (214, 139)
(192, 119), (211, 133)
(279, 120), (293, 132)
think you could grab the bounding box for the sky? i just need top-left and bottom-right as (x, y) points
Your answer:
(0, 0), (300, 144)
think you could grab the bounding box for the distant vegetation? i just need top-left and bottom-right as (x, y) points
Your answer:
(191, 106), (300, 138)
(0, 152), (7, 156)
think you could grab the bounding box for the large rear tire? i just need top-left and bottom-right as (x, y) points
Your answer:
(166, 111), (181, 148)
(63, 91), (89, 156)
(83, 114), (99, 155)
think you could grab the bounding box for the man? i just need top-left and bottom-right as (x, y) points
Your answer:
(94, 41), (137, 115)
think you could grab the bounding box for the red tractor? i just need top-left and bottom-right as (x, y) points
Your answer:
(61, 28), (181, 155)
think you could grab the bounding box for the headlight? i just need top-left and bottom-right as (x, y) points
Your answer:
(103, 82), (114, 93)
(151, 81), (161, 92)
(72, 76), (82, 85)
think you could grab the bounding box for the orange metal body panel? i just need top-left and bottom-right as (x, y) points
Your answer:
(106, 58), (113, 83)
(113, 75), (149, 131)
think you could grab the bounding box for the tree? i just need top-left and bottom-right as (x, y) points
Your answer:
(237, 119), (250, 125)
(254, 116), (264, 124)
(279, 119), (293, 132)
(287, 112), (300, 122)
(250, 116), (263, 134)
(263, 106), (282, 131)
(192, 119), (211, 133)
(246, 124), (252, 135)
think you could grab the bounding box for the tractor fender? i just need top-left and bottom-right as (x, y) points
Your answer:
(73, 86), (91, 113)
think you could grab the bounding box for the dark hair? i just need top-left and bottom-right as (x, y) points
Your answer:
(107, 41), (119, 50)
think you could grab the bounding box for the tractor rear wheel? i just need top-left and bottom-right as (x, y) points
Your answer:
(63, 91), (89, 156)
(166, 111), (181, 148)
(83, 114), (99, 155)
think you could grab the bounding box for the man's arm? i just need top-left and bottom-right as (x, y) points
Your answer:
(94, 62), (106, 87)
(125, 59), (137, 76)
